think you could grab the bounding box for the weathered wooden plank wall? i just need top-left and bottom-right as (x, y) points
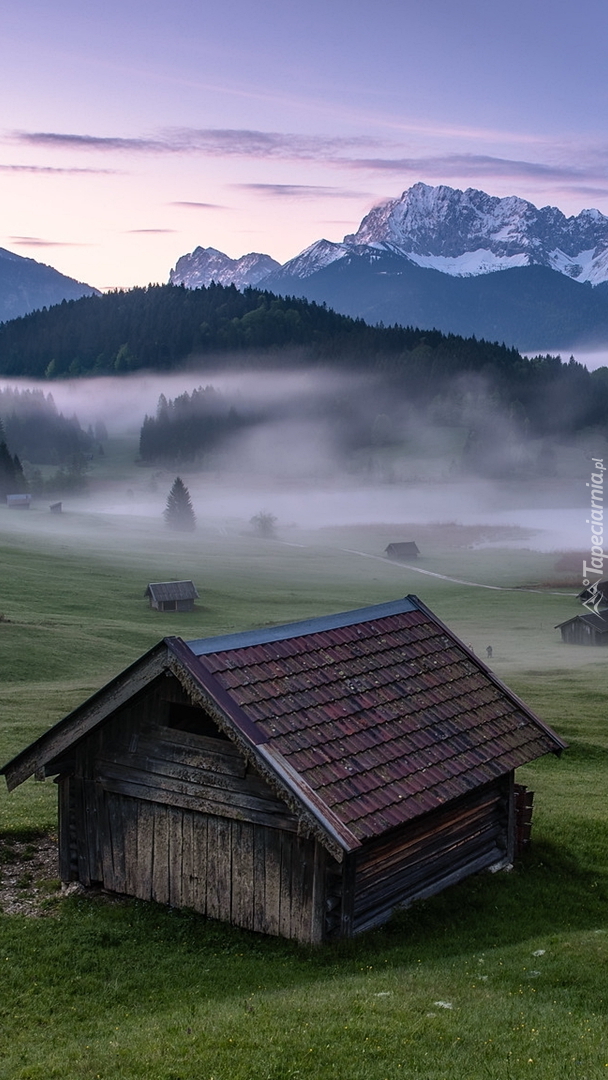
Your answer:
(561, 621), (608, 646)
(55, 672), (327, 942)
(58, 777), (77, 882)
(349, 779), (510, 935)
(61, 781), (324, 942)
(77, 675), (300, 833)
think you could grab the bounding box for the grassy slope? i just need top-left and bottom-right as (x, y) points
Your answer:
(0, 501), (607, 1080)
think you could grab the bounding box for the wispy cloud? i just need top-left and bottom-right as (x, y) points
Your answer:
(0, 162), (115, 174)
(553, 184), (608, 199)
(344, 152), (605, 184)
(171, 129), (383, 158)
(13, 127), (385, 161)
(10, 127), (607, 200)
(169, 201), (226, 209)
(15, 131), (164, 153)
(9, 236), (92, 247)
(376, 117), (556, 147)
(232, 183), (372, 198)
(126, 228), (177, 234)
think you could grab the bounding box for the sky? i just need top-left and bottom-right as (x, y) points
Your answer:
(2, 0), (608, 290)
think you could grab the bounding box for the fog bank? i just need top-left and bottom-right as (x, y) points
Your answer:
(0, 367), (595, 555)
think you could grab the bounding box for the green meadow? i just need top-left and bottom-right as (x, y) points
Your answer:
(1, 489), (607, 1080)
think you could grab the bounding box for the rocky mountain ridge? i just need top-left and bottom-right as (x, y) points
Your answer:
(343, 183), (608, 284)
(170, 183), (608, 289)
(169, 246), (280, 290)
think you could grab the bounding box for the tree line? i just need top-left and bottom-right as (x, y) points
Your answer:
(0, 281), (524, 383)
(0, 387), (100, 497)
(0, 282), (607, 439)
(0, 387), (94, 465)
(0, 417), (26, 497)
(139, 386), (247, 464)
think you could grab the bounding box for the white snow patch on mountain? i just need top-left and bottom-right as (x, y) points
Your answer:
(407, 249), (530, 276)
(547, 247), (608, 284)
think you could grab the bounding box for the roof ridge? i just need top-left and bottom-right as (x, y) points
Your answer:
(187, 597), (419, 655)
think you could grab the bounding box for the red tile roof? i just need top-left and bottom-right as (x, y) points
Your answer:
(185, 598), (565, 843)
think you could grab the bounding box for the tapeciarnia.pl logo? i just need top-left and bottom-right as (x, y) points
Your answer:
(581, 458), (606, 614)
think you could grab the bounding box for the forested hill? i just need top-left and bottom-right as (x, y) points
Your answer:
(0, 282), (606, 438)
(0, 281), (520, 380)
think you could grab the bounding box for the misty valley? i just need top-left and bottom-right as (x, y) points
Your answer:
(0, 352), (602, 556)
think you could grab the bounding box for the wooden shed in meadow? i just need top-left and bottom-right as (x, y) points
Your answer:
(6, 493), (31, 510)
(555, 612), (608, 646)
(145, 580), (199, 612)
(385, 542), (420, 560)
(1, 597), (565, 943)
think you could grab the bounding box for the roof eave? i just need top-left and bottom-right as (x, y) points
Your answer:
(1, 640), (172, 792)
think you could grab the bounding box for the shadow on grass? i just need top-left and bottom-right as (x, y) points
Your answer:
(2, 821), (606, 1025)
(374, 831), (608, 960)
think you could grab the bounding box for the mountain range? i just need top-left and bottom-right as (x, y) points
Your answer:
(0, 246), (99, 322)
(169, 183), (608, 350)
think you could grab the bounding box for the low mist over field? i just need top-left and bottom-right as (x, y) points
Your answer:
(7, 367), (353, 437)
(0, 362), (598, 558)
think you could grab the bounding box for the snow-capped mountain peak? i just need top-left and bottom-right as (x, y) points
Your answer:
(169, 246), (280, 289)
(342, 182), (608, 283)
(271, 238), (350, 280)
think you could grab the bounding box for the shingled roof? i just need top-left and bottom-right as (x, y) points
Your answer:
(2, 596), (565, 855)
(183, 597), (565, 843)
(145, 580), (199, 602)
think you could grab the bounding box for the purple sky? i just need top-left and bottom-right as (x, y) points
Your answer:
(2, 0), (608, 289)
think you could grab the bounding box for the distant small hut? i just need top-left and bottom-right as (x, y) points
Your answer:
(49, 502), (62, 514)
(555, 612), (608, 645)
(6, 494), (31, 510)
(385, 541), (420, 561)
(145, 580), (199, 612)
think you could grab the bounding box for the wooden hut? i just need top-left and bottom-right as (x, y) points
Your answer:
(385, 541), (420, 560)
(6, 494), (31, 510)
(555, 612), (608, 645)
(145, 580), (199, 612)
(1, 596), (565, 944)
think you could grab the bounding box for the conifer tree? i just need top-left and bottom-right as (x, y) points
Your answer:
(0, 441), (18, 497)
(12, 454), (26, 490)
(163, 476), (196, 531)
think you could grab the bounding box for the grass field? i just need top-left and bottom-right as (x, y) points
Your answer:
(1, 486), (607, 1080)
